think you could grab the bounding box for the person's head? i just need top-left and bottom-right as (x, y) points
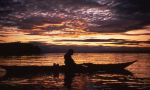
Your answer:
(66, 49), (74, 55)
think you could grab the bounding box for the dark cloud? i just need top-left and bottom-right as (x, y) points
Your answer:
(88, 19), (141, 33)
(111, 0), (150, 30)
(124, 33), (150, 36)
(114, 0), (150, 14)
(56, 39), (124, 42)
(18, 16), (65, 29)
(0, 35), (7, 37)
(56, 39), (150, 45)
(0, 0), (150, 34)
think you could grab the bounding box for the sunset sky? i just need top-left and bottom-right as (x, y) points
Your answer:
(0, 0), (150, 50)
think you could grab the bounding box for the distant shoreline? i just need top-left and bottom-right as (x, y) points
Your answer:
(0, 42), (150, 56)
(44, 52), (150, 55)
(0, 42), (41, 56)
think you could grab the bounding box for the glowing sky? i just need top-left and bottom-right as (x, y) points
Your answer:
(0, 0), (150, 48)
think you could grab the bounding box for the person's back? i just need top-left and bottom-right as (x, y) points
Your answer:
(64, 49), (76, 70)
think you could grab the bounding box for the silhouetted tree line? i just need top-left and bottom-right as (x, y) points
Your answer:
(0, 42), (41, 56)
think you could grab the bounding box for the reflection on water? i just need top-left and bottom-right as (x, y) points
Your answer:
(0, 53), (150, 90)
(0, 73), (150, 90)
(0, 53), (143, 66)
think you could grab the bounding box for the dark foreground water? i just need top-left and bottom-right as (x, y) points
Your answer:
(0, 53), (150, 90)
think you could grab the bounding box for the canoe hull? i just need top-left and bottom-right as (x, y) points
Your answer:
(0, 61), (136, 74)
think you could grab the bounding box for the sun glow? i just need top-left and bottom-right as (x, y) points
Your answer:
(125, 29), (150, 35)
(1, 27), (150, 47)
(0, 19), (150, 47)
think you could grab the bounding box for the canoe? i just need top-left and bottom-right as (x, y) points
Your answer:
(0, 60), (136, 74)
(80, 60), (137, 71)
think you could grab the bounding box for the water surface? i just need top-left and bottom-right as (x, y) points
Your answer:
(0, 53), (150, 90)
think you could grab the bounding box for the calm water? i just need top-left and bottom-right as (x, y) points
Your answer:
(0, 53), (150, 90)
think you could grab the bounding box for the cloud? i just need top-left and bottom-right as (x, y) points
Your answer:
(0, 40), (5, 42)
(112, 0), (150, 29)
(56, 39), (124, 42)
(114, 0), (150, 13)
(124, 28), (150, 35)
(56, 39), (150, 46)
(17, 16), (65, 29)
(0, 0), (115, 33)
(0, 35), (7, 37)
(0, 0), (150, 35)
(88, 19), (141, 33)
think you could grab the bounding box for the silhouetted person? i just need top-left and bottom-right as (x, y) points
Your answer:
(64, 49), (76, 71)
(63, 49), (76, 89)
